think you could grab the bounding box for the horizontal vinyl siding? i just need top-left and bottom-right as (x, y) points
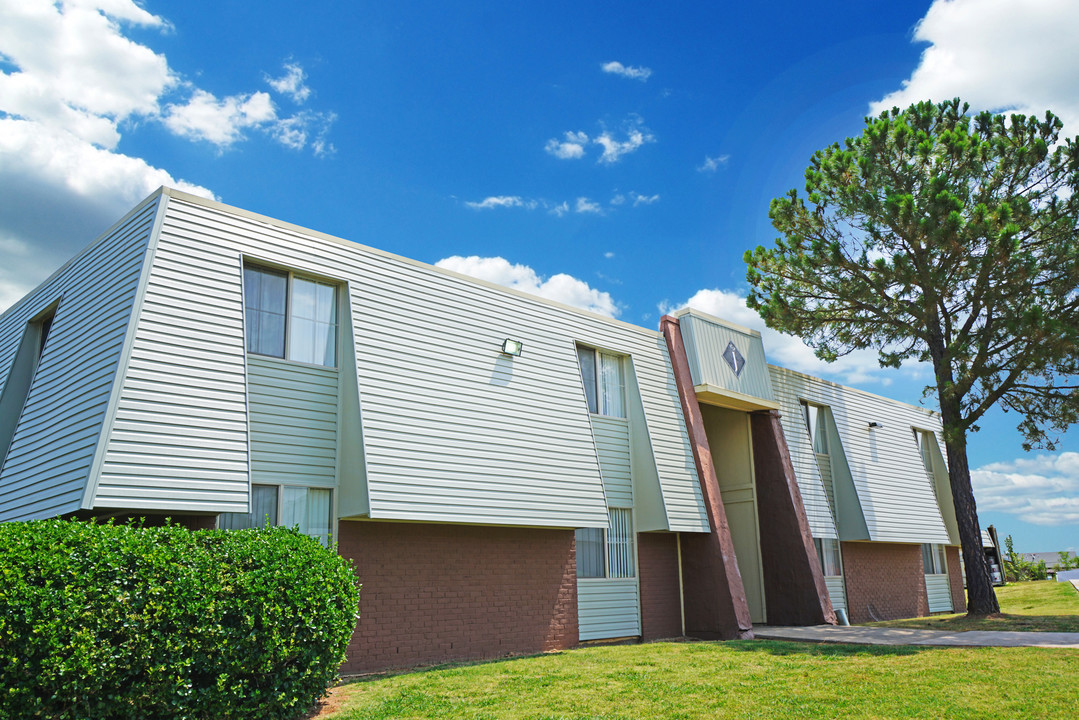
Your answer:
(678, 312), (775, 403)
(0, 199), (158, 520)
(925, 575), (952, 613)
(145, 195), (707, 530)
(769, 366), (951, 545)
(93, 202), (250, 512)
(825, 575), (847, 613)
(769, 368), (838, 539)
(577, 578), (641, 640)
(247, 356), (337, 487)
(591, 415), (632, 508)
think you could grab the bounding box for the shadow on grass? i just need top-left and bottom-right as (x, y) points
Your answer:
(336, 650), (569, 686)
(725, 639), (926, 657)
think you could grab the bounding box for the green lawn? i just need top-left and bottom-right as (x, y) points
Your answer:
(316, 640), (1078, 719)
(866, 580), (1079, 633)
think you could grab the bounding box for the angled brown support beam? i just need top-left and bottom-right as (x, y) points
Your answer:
(660, 315), (753, 640)
(750, 409), (837, 626)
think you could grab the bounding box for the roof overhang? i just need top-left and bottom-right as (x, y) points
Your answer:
(694, 383), (781, 412)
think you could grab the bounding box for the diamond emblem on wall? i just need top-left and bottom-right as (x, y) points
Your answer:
(722, 341), (746, 377)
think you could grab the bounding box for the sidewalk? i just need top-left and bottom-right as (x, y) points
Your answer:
(754, 625), (1079, 648)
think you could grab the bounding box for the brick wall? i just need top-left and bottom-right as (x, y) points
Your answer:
(841, 542), (928, 623)
(338, 520), (578, 674)
(638, 532), (682, 640)
(946, 545), (967, 613)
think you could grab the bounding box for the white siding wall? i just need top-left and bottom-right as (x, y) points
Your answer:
(102, 191), (706, 529)
(578, 578), (641, 640)
(769, 366), (951, 544)
(825, 575), (847, 614)
(247, 356), (338, 488)
(591, 415), (631, 507)
(0, 198), (159, 520)
(925, 575), (953, 613)
(92, 200), (250, 512)
(769, 368), (839, 539)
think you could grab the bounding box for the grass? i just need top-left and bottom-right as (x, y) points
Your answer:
(865, 580), (1079, 633)
(315, 640), (1078, 719)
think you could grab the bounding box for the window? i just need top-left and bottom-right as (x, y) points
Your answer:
(800, 401), (828, 454)
(576, 345), (625, 418)
(922, 543), (947, 574)
(814, 537), (842, 576)
(575, 508), (635, 579)
(243, 265), (337, 367)
(914, 429), (937, 475)
(219, 484), (333, 546)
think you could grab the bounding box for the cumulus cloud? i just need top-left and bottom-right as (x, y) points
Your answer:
(266, 61), (311, 103)
(548, 201), (570, 217)
(575, 197), (602, 214)
(0, 1), (335, 311)
(601, 61), (653, 81)
(872, 0), (1079, 134)
(973, 452), (1079, 526)
(435, 255), (619, 317)
(594, 117), (655, 164)
(697, 154), (730, 173)
(659, 288), (926, 385)
(545, 131), (589, 159)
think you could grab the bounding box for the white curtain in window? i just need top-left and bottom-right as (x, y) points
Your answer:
(815, 538), (841, 576)
(607, 508), (634, 578)
(289, 278), (337, 367)
(575, 527), (605, 578)
(220, 484), (278, 530)
(599, 353), (625, 418)
(282, 486), (333, 546)
(243, 267), (287, 358)
(577, 346), (598, 414)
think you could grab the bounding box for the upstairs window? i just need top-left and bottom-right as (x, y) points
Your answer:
(243, 265), (337, 367)
(576, 345), (625, 418)
(800, 401), (829, 454)
(575, 508), (635, 579)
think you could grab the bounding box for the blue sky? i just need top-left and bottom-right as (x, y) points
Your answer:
(1, 0), (1076, 552)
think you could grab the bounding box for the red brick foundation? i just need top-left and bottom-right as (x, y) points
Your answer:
(638, 532), (683, 640)
(338, 520), (578, 674)
(841, 542), (929, 623)
(946, 545), (967, 613)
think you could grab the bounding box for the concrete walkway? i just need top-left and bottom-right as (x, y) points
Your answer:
(754, 625), (1079, 648)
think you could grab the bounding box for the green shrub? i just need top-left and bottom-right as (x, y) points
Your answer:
(0, 519), (359, 720)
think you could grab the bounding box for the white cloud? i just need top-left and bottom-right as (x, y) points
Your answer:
(697, 154), (730, 173)
(435, 255), (619, 317)
(659, 288), (926, 385)
(601, 61), (652, 81)
(610, 194), (626, 206)
(604, 251), (615, 259)
(0, 2), (336, 313)
(973, 452), (1079, 526)
(594, 117), (655, 164)
(631, 192), (660, 206)
(548, 201), (569, 217)
(545, 130), (589, 159)
(575, 197), (602, 214)
(163, 89), (276, 145)
(266, 61), (311, 103)
(464, 195), (538, 210)
(872, 0), (1079, 134)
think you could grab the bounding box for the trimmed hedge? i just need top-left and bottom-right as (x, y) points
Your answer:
(0, 519), (360, 720)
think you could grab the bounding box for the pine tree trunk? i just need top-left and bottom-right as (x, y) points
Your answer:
(938, 401), (1000, 616)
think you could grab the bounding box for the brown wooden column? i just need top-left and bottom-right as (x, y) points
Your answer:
(750, 410), (836, 625)
(660, 315), (753, 640)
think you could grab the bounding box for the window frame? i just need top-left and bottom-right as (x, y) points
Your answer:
(800, 400), (829, 454)
(922, 543), (947, 575)
(242, 263), (339, 368)
(218, 483), (335, 546)
(813, 537), (842, 577)
(575, 344), (627, 419)
(575, 508), (636, 580)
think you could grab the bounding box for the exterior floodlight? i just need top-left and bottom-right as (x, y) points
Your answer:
(868, 422), (883, 429)
(501, 339), (523, 357)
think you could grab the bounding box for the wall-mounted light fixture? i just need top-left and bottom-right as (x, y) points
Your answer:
(501, 339), (523, 357)
(868, 422), (883, 429)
